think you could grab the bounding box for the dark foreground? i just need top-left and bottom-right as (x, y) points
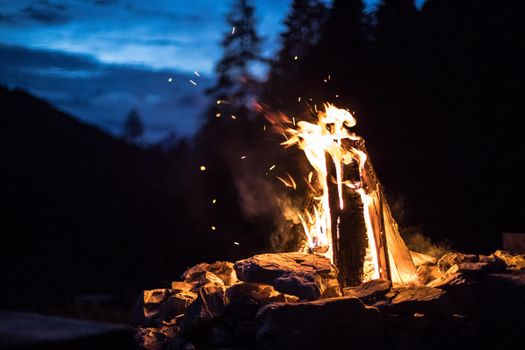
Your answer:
(133, 251), (525, 350)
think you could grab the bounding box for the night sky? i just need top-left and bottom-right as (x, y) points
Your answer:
(0, 0), (424, 142)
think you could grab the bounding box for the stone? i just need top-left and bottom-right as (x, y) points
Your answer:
(494, 250), (525, 270)
(234, 252), (340, 300)
(171, 281), (194, 293)
(180, 284), (227, 336)
(183, 261), (237, 286)
(156, 291), (197, 322)
(410, 251), (437, 266)
(438, 253), (478, 273)
(135, 322), (179, 350)
(379, 286), (453, 315)
(256, 297), (383, 350)
(416, 265), (444, 285)
(343, 279), (391, 303)
(132, 289), (171, 326)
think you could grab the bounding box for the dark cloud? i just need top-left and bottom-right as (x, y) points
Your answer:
(93, 0), (119, 5)
(22, 0), (69, 24)
(0, 44), (212, 141)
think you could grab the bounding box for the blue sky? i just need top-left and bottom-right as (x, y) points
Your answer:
(0, 0), (423, 142)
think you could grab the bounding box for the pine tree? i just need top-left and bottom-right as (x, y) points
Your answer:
(374, 0), (418, 52)
(122, 108), (144, 142)
(265, 0), (328, 105)
(207, 0), (264, 119)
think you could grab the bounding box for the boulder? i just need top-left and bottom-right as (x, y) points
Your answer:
(132, 289), (171, 326)
(438, 253), (478, 272)
(183, 261), (237, 286)
(156, 291), (197, 321)
(343, 279), (391, 303)
(180, 284), (227, 336)
(234, 252), (341, 300)
(256, 297), (383, 350)
(171, 281), (194, 293)
(416, 265), (444, 285)
(494, 250), (525, 270)
(379, 286), (453, 315)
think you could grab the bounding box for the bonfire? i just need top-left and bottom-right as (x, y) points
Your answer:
(133, 104), (525, 350)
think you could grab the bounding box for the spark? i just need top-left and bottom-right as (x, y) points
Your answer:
(328, 74), (331, 80)
(168, 77), (172, 82)
(292, 117), (296, 126)
(269, 164), (276, 171)
(314, 104), (317, 112)
(231, 115), (237, 120)
(211, 226), (216, 231)
(298, 97), (301, 102)
(194, 71), (200, 77)
(216, 100), (222, 104)
(212, 199), (217, 204)
(200, 165), (206, 171)
(234, 241), (240, 245)
(189, 80), (197, 86)
(263, 125), (266, 131)
(336, 94), (339, 98)
(216, 113), (221, 118)
(232, 26), (236, 34)
(294, 56), (298, 60)
(241, 156), (246, 159)
(323, 79), (328, 83)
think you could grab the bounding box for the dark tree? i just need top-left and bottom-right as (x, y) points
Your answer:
(266, 0), (328, 103)
(207, 0), (264, 119)
(122, 108), (144, 142)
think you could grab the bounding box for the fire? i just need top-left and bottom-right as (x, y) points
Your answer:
(281, 104), (379, 280)
(266, 102), (419, 286)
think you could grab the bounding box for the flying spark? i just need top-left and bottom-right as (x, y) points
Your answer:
(189, 80), (197, 85)
(269, 164), (276, 171)
(168, 77), (172, 82)
(212, 199), (217, 204)
(241, 156), (246, 159)
(232, 26), (236, 34)
(211, 226), (216, 231)
(234, 241), (240, 245)
(194, 71), (200, 77)
(200, 165), (206, 171)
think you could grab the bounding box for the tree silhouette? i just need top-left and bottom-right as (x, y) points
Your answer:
(206, 0), (264, 119)
(265, 0), (328, 105)
(122, 108), (144, 142)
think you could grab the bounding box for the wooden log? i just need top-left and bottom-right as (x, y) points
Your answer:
(326, 143), (367, 287)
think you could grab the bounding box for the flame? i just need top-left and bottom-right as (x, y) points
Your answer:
(280, 103), (380, 280)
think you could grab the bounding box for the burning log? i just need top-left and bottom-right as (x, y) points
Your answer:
(327, 147), (368, 286)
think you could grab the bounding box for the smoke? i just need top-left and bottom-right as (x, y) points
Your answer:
(401, 228), (452, 259)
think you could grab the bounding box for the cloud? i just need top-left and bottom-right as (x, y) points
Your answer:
(0, 44), (213, 141)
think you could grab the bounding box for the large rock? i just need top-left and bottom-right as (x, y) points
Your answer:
(438, 253), (506, 274)
(343, 279), (391, 303)
(183, 261), (237, 286)
(494, 250), (525, 270)
(132, 289), (171, 326)
(156, 291), (197, 322)
(180, 284), (227, 336)
(256, 297), (383, 350)
(234, 252), (341, 300)
(379, 286), (453, 315)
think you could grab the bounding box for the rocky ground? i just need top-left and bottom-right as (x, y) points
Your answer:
(132, 251), (525, 350)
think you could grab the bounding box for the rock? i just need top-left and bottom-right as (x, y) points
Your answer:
(234, 252), (340, 300)
(494, 250), (525, 270)
(343, 279), (391, 303)
(180, 284), (227, 337)
(256, 297), (383, 350)
(410, 251), (437, 266)
(416, 265), (444, 285)
(379, 286), (453, 315)
(135, 322), (179, 350)
(183, 261), (237, 286)
(427, 272), (467, 288)
(438, 252), (506, 274)
(132, 289), (171, 326)
(171, 281), (194, 293)
(156, 291), (197, 321)
(190, 271), (225, 290)
(223, 282), (298, 323)
(438, 253), (478, 272)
